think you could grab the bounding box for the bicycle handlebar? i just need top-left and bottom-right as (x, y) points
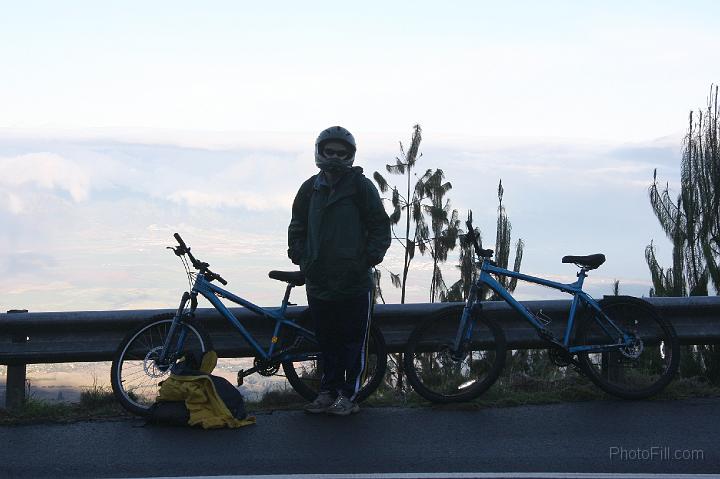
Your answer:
(173, 233), (188, 251)
(188, 262), (227, 285)
(173, 233), (228, 285)
(207, 271), (228, 286)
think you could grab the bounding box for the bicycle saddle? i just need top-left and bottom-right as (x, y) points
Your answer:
(561, 254), (606, 270)
(268, 270), (306, 286)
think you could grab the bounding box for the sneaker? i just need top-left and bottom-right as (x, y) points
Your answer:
(325, 394), (360, 416)
(303, 391), (336, 414)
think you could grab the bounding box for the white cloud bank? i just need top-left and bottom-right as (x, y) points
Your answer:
(0, 132), (680, 312)
(0, 153), (91, 213)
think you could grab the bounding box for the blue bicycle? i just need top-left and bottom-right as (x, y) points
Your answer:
(403, 219), (680, 403)
(111, 233), (387, 416)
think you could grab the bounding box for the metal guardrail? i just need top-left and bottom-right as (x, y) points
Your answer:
(1, 296), (719, 408)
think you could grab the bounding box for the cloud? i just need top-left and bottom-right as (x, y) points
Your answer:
(0, 152), (91, 204)
(0, 252), (56, 276)
(5, 280), (73, 296)
(1, 191), (23, 214)
(167, 189), (294, 211)
(0, 133), (673, 312)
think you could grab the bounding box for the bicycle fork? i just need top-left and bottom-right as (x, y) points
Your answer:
(449, 285), (483, 359)
(157, 291), (195, 366)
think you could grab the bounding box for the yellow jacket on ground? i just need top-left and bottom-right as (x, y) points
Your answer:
(157, 351), (256, 429)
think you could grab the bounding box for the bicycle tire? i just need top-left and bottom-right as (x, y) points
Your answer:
(404, 309), (506, 403)
(575, 296), (679, 399)
(111, 314), (213, 416)
(281, 323), (387, 403)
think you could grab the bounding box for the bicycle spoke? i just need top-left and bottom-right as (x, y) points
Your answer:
(405, 311), (506, 403)
(112, 317), (212, 414)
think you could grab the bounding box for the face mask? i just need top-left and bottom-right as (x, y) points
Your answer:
(321, 160), (349, 173)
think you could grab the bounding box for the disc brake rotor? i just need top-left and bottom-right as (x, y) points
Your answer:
(620, 336), (644, 359)
(143, 347), (173, 378)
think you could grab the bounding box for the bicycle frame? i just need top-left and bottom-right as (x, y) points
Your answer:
(161, 273), (318, 365)
(455, 259), (633, 355)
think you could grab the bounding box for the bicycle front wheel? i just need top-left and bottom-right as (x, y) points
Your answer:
(281, 324), (387, 403)
(576, 297), (679, 399)
(404, 309), (506, 403)
(111, 314), (213, 416)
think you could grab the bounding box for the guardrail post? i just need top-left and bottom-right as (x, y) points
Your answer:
(5, 309), (28, 410)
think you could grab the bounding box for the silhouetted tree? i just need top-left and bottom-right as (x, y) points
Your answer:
(371, 268), (385, 304)
(423, 169), (460, 302)
(647, 84), (720, 384)
(648, 85), (719, 296)
(373, 125), (439, 393)
(373, 124), (430, 304)
(443, 211), (482, 302)
(492, 180), (525, 299)
(443, 180), (524, 302)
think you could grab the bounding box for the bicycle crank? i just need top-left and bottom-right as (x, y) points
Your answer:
(254, 357), (280, 376)
(538, 330), (585, 370)
(549, 346), (573, 367)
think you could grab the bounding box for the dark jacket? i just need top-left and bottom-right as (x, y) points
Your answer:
(288, 166), (391, 300)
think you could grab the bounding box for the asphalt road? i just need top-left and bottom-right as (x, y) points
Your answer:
(1, 398), (718, 478)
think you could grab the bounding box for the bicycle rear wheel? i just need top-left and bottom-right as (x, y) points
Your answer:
(281, 323), (387, 403)
(575, 297), (679, 399)
(111, 314), (213, 416)
(404, 309), (506, 403)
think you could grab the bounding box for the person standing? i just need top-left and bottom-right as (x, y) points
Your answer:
(287, 126), (391, 416)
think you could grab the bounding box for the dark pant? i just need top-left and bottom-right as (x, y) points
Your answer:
(307, 292), (372, 401)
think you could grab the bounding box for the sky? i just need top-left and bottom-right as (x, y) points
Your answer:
(1, 1), (719, 313)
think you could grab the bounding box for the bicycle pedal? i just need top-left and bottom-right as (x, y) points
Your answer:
(237, 369), (244, 386)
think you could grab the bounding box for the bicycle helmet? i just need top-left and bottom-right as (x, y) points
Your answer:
(314, 126), (357, 172)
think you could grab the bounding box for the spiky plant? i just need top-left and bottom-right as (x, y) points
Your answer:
(373, 124), (430, 304)
(491, 180), (524, 298)
(423, 169), (460, 302)
(647, 84), (720, 384)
